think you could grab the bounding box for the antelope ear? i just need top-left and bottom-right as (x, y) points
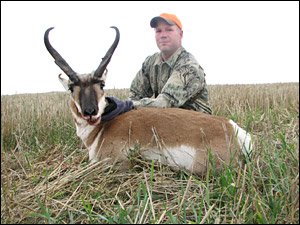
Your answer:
(58, 74), (69, 91)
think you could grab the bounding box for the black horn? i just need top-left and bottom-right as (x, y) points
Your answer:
(44, 27), (78, 82)
(94, 26), (120, 78)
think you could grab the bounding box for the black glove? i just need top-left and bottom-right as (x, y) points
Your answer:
(101, 97), (134, 123)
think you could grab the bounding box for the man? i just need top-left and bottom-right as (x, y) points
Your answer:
(129, 13), (212, 114)
(102, 13), (212, 124)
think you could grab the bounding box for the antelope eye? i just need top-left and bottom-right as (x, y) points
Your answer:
(68, 86), (74, 93)
(100, 82), (105, 89)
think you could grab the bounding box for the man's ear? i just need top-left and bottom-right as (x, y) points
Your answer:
(58, 74), (69, 91)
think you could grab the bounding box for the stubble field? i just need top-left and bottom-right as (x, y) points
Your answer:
(1, 82), (299, 224)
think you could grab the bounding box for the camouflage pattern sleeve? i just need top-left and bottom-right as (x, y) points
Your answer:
(129, 54), (172, 109)
(129, 56), (154, 101)
(131, 93), (171, 109)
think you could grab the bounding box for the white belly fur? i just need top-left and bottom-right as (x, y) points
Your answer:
(140, 145), (196, 171)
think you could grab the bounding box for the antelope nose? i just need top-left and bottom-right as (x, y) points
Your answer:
(83, 108), (96, 117)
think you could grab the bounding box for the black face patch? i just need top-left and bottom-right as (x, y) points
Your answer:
(69, 75), (106, 118)
(78, 78), (103, 117)
(80, 86), (98, 117)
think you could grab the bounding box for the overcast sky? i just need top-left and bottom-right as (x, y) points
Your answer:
(1, 1), (299, 95)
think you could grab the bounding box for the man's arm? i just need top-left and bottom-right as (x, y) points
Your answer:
(129, 55), (173, 109)
(129, 56), (154, 101)
(131, 63), (207, 110)
(131, 93), (171, 109)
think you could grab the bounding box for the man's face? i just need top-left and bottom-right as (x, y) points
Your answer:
(154, 20), (183, 60)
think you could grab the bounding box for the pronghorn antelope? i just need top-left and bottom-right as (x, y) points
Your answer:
(44, 26), (253, 175)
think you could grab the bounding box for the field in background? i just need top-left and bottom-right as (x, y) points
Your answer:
(1, 83), (299, 224)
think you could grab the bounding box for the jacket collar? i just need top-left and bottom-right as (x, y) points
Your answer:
(154, 46), (185, 68)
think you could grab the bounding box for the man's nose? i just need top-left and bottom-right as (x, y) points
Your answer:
(160, 30), (167, 37)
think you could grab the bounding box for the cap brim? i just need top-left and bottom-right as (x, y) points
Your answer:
(150, 16), (176, 28)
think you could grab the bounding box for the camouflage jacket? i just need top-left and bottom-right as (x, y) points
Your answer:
(129, 47), (212, 114)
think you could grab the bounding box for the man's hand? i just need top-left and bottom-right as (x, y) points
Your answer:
(101, 97), (134, 123)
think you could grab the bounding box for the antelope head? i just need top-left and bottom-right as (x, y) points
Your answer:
(44, 27), (120, 126)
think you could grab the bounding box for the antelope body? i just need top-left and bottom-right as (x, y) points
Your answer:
(44, 27), (253, 175)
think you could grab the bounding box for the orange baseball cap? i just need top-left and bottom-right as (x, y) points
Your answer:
(150, 13), (182, 30)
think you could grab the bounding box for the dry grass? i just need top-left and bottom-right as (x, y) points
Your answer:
(1, 83), (299, 224)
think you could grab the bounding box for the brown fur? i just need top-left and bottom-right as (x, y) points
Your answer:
(81, 107), (241, 174)
(67, 77), (244, 175)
